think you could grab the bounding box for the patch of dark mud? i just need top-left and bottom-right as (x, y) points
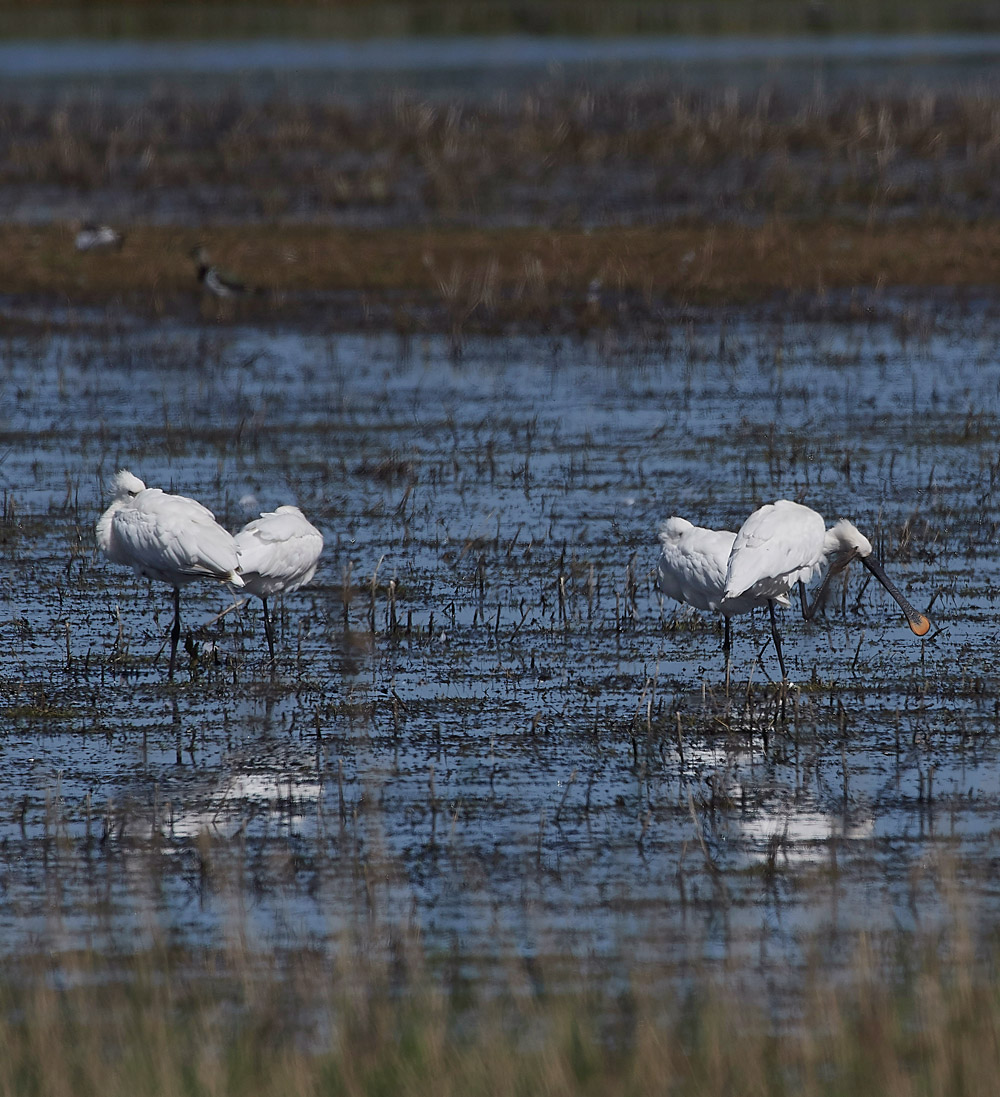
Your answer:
(2, 283), (995, 343)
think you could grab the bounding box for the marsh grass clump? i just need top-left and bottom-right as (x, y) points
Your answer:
(7, 80), (1000, 326)
(4, 82), (1000, 232)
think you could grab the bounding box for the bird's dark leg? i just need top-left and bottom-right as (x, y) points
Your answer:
(168, 587), (181, 680)
(723, 615), (733, 692)
(262, 596), (276, 662)
(799, 579), (812, 620)
(768, 599), (787, 680)
(803, 567), (838, 622)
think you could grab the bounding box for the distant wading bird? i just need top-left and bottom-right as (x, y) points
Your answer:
(191, 245), (248, 299)
(234, 506), (323, 660)
(75, 222), (124, 252)
(96, 470), (244, 678)
(723, 499), (930, 679)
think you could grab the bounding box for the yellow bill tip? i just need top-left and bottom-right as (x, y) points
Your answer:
(909, 614), (931, 637)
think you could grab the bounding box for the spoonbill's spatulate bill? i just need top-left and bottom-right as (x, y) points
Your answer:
(723, 499), (930, 676)
(96, 469), (244, 678)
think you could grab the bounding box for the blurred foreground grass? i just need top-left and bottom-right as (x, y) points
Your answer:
(0, 1), (996, 40)
(3, 923), (1000, 1096)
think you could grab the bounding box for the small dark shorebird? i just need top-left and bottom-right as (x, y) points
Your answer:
(191, 245), (248, 299)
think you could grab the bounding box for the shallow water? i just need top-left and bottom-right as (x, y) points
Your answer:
(2, 302), (999, 992)
(4, 34), (1000, 101)
(7, 34), (1000, 77)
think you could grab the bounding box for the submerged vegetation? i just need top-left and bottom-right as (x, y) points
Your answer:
(0, 308), (995, 1093)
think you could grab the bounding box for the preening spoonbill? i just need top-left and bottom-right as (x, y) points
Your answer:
(234, 505), (323, 661)
(96, 469), (244, 678)
(657, 516), (791, 665)
(724, 499), (930, 677)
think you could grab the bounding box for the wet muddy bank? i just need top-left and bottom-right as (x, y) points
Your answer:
(2, 222), (1000, 335)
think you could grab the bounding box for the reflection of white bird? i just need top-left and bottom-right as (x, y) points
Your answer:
(657, 516), (790, 666)
(75, 222), (124, 251)
(166, 773), (323, 840)
(724, 499), (930, 678)
(96, 470), (244, 678)
(234, 506), (323, 661)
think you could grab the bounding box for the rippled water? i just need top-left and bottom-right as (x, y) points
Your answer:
(4, 34), (1000, 99)
(6, 34), (1000, 77)
(1, 301), (998, 987)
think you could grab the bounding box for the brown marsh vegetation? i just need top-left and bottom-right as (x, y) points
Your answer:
(2, 219), (1000, 327)
(4, 83), (1000, 229)
(3, 26), (1000, 1095)
(2, 902), (1000, 1097)
(5, 81), (1000, 327)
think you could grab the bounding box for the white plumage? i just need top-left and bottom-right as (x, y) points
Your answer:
(723, 499), (930, 677)
(657, 516), (790, 673)
(234, 505), (323, 659)
(723, 500), (828, 604)
(659, 500), (930, 681)
(96, 469), (243, 677)
(658, 517), (790, 617)
(75, 222), (123, 252)
(191, 245), (247, 299)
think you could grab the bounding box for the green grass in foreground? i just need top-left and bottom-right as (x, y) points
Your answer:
(0, 0), (995, 41)
(2, 928), (1000, 1096)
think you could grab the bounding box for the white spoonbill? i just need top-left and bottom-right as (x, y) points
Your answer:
(234, 505), (323, 660)
(724, 499), (930, 678)
(96, 470), (244, 678)
(657, 516), (791, 665)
